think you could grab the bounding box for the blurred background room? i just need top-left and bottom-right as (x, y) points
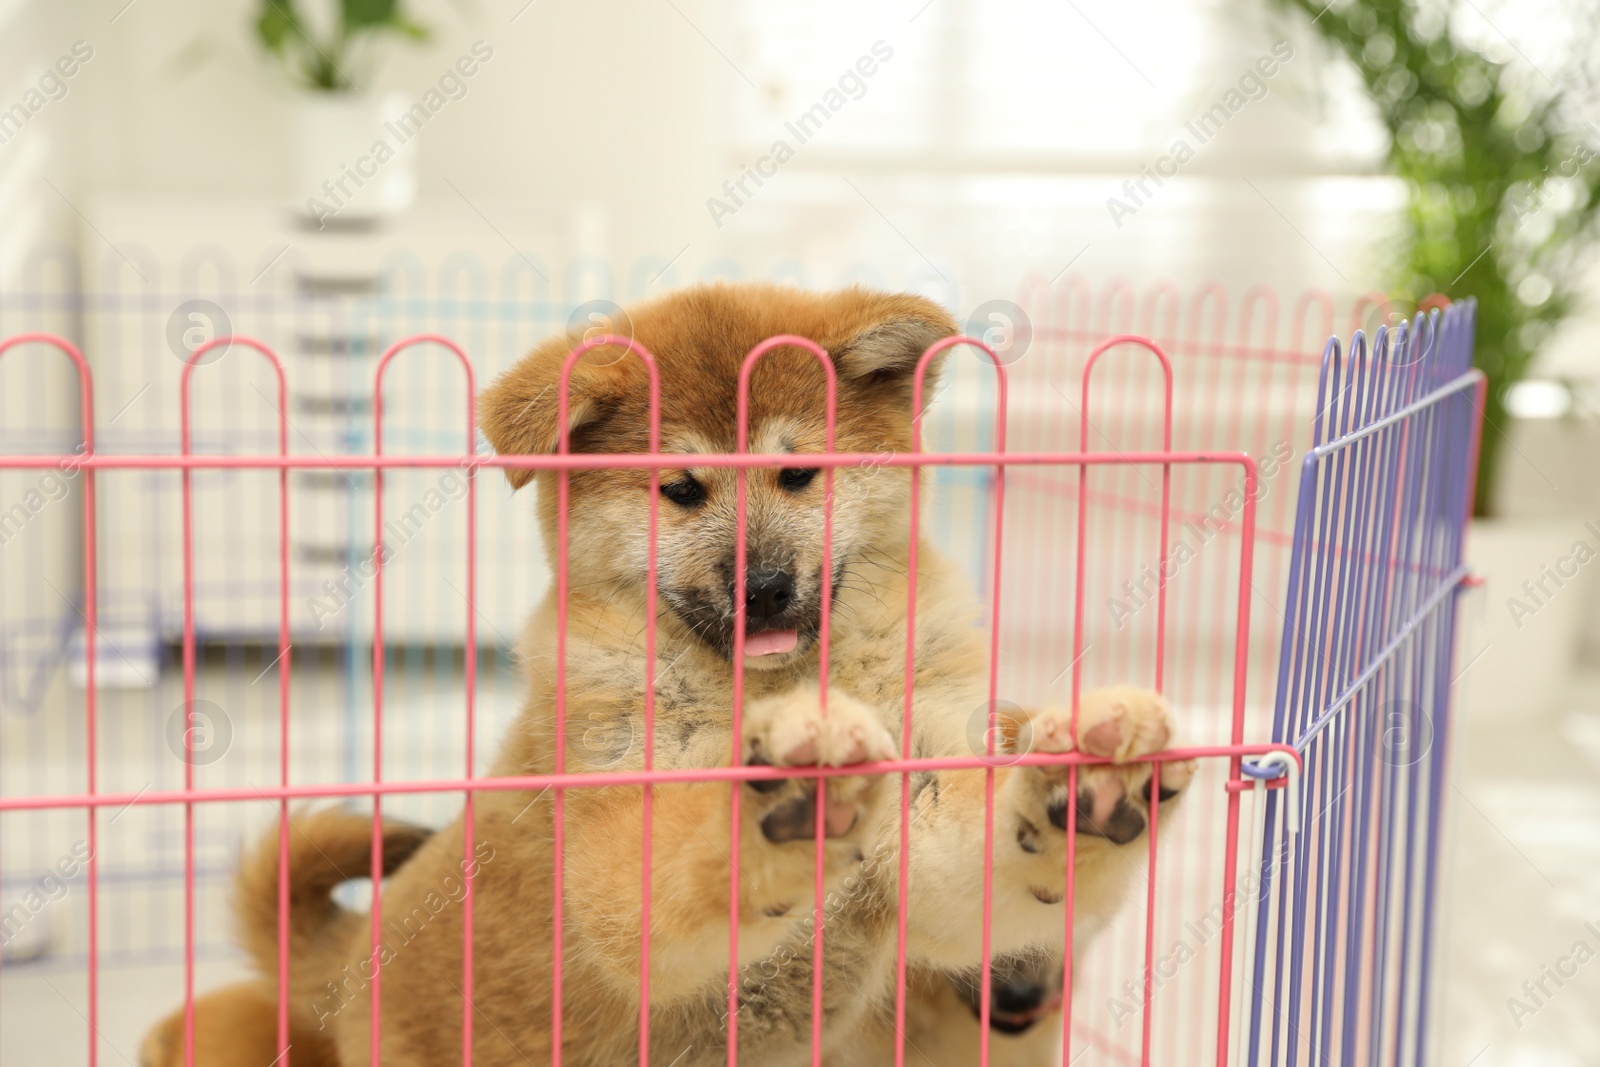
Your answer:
(0, 0), (1598, 1063)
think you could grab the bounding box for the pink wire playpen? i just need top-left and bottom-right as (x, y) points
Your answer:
(0, 275), (1482, 1066)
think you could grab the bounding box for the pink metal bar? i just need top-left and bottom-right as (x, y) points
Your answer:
(552, 335), (663, 1066)
(1347, 290), (1397, 341)
(1138, 281), (1183, 342)
(1192, 289), (1234, 717)
(588, 338), (668, 1067)
(370, 375), (386, 1067)
(1067, 336), (1172, 1060)
(895, 389), (921, 1067)
(1032, 318), (1326, 366)
(1087, 335), (1174, 1063)
(1464, 375), (1488, 527)
(180, 337), (287, 1067)
(373, 335), (479, 1066)
(897, 335), (1009, 1067)
(1289, 290), (1337, 367)
(0, 744), (1300, 812)
(0, 334), (97, 1067)
(549, 334), (662, 1064)
(920, 335), (1007, 1062)
(1141, 761), (1161, 1066)
(1099, 291), (1150, 688)
(1061, 754), (1080, 1064)
(1082, 336), (1174, 688)
(1213, 457), (1261, 1066)
(731, 335), (838, 1067)
(1002, 470), (1295, 547)
(0, 448), (1261, 471)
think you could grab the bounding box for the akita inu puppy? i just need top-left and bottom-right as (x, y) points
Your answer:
(143, 283), (1193, 1066)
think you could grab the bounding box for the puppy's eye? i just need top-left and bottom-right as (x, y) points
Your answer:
(660, 476), (706, 508)
(779, 468), (819, 492)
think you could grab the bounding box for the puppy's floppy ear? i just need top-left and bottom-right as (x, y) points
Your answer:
(831, 294), (959, 395)
(478, 340), (634, 490)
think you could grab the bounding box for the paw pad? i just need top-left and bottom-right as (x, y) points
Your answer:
(758, 785), (861, 843)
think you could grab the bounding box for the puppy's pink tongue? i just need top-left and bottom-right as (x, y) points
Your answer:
(744, 629), (799, 657)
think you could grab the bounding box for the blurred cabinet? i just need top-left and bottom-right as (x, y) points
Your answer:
(79, 195), (597, 660)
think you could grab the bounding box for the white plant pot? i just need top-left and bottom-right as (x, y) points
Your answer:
(289, 91), (417, 226)
(1459, 517), (1598, 723)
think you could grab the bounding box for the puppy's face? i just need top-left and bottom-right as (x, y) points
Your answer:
(480, 284), (957, 668)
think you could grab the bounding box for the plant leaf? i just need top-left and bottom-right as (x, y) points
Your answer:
(342, 0), (399, 30)
(256, 0), (303, 54)
(392, 16), (430, 40)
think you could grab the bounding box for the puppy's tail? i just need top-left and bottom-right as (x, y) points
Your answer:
(235, 808), (433, 1015)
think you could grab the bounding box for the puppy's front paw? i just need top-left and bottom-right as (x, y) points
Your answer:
(743, 685), (895, 846)
(1018, 687), (1194, 847)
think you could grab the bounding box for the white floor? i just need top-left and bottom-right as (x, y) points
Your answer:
(1, 960), (251, 1066)
(1434, 670), (1600, 1066)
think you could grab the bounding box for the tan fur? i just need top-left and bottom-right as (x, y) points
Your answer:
(140, 983), (341, 1067)
(143, 283), (1194, 1065)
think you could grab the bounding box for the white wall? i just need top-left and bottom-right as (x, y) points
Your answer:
(2, 0), (1408, 301)
(22, 0), (735, 262)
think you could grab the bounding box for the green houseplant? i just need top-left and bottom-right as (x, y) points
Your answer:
(252, 0), (435, 222)
(1270, 0), (1600, 514)
(256, 0), (429, 93)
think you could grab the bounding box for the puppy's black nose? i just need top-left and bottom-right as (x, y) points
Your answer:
(745, 569), (794, 620)
(992, 980), (1047, 1016)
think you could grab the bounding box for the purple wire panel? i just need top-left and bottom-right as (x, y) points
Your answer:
(1243, 301), (1482, 1067)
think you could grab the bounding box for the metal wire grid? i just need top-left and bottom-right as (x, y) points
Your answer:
(0, 282), (1479, 1067)
(1241, 301), (1482, 1067)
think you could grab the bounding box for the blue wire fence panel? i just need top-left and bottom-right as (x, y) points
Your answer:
(1244, 301), (1482, 1067)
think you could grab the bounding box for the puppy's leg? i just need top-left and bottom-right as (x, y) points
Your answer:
(832, 961), (1059, 1067)
(903, 687), (1195, 968)
(741, 682), (897, 855)
(1011, 687), (1197, 904)
(562, 683), (895, 1003)
(139, 982), (341, 1067)
(920, 956), (1064, 1067)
